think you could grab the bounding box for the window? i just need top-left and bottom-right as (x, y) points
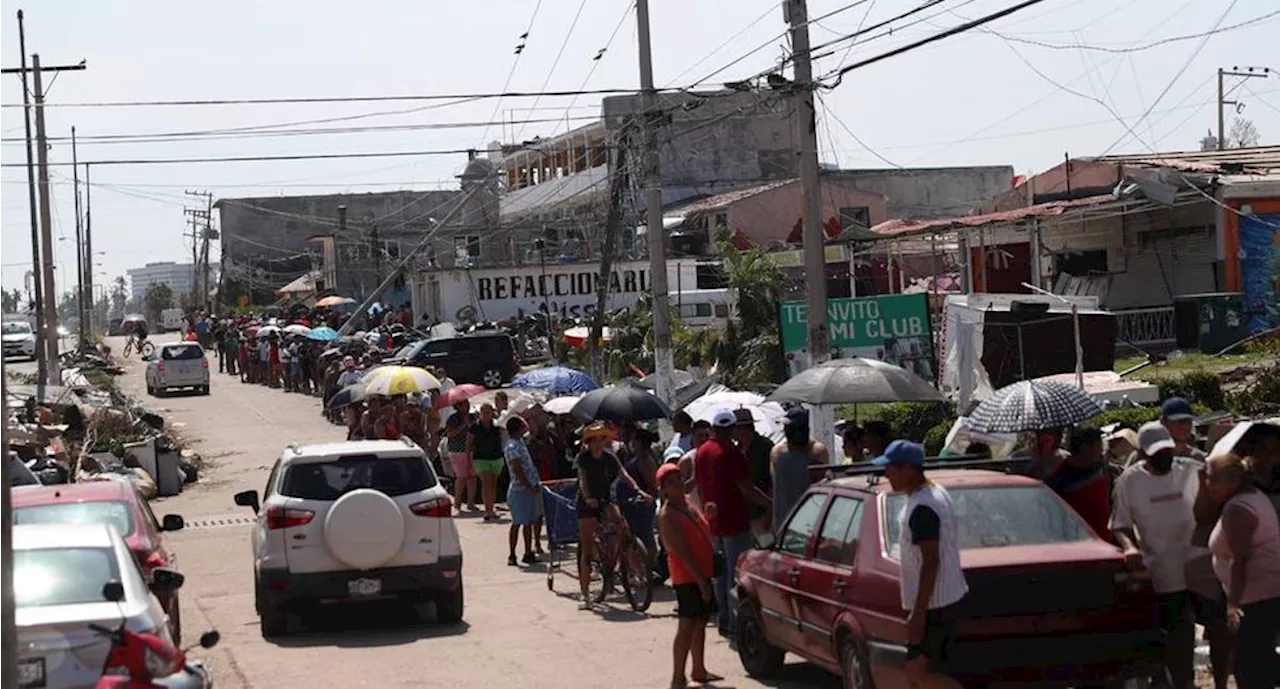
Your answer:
(15, 547), (121, 608)
(1055, 249), (1108, 276)
(679, 303), (714, 319)
(695, 263), (727, 290)
(2, 322), (32, 335)
(779, 492), (828, 556)
(838, 206), (871, 231)
(815, 497), (863, 566)
(454, 235), (481, 265)
(883, 485), (1089, 557)
(713, 304), (730, 318)
(16, 501), (135, 537)
(280, 455), (437, 500)
(264, 460), (281, 498)
(161, 344), (204, 360)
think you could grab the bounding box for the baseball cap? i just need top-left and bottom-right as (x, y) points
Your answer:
(871, 439), (925, 468)
(1160, 397), (1195, 421)
(655, 463), (682, 485)
(662, 446), (686, 462)
(783, 408), (810, 427)
(712, 409), (737, 428)
(733, 408), (755, 426)
(1138, 421), (1176, 455)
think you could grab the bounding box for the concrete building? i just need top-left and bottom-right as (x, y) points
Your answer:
(127, 262), (195, 300)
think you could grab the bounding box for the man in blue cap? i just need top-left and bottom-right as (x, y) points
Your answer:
(875, 440), (968, 686)
(1161, 397), (1206, 463)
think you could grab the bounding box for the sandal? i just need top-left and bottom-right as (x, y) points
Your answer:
(691, 672), (723, 683)
(507, 555), (518, 566)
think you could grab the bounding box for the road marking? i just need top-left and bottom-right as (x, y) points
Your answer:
(184, 514), (257, 529)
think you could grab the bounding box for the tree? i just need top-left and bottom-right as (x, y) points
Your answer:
(1, 287), (22, 314)
(110, 275), (128, 317)
(144, 283), (174, 323)
(1229, 117), (1261, 148)
(717, 239), (789, 387)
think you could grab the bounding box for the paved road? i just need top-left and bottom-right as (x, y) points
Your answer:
(110, 334), (837, 689)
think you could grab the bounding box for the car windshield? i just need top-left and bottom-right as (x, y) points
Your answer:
(162, 344), (204, 360)
(395, 341), (426, 359)
(15, 501), (135, 537)
(280, 454), (436, 500)
(883, 485), (1089, 554)
(15, 546), (121, 608)
(3, 322), (32, 335)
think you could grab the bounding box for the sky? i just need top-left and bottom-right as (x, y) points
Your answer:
(2, 0), (1278, 296)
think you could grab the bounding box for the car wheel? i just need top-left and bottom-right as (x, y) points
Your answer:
(481, 368), (503, 388)
(168, 594), (183, 647)
(200, 385), (210, 396)
(736, 599), (784, 678)
(839, 634), (874, 689)
(255, 581), (288, 637)
(436, 581), (464, 624)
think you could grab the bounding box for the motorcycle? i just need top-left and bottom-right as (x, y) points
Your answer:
(90, 614), (220, 689)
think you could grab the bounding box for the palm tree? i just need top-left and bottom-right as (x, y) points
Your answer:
(718, 239), (788, 387)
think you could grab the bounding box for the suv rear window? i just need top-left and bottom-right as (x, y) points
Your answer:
(162, 344), (204, 360)
(884, 485), (1089, 554)
(280, 454), (436, 500)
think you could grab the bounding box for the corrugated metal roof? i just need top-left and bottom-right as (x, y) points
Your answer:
(869, 194), (1118, 237)
(1089, 145), (1280, 174)
(669, 179), (797, 215)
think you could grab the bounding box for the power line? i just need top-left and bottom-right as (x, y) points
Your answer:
(512, 0), (588, 143)
(982, 9), (1280, 55)
(662, 3), (776, 88)
(550, 1), (634, 139)
(477, 0), (545, 147)
(0, 147), (592, 168)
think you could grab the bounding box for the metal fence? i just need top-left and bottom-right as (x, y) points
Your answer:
(1114, 306), (1176, 349)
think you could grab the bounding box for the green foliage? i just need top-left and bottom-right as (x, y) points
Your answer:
(864, 402), (956, 442)
(2, 287), (23, 314)
(714, 240), (789, 387)
(1227, 332), (1280, 416)
(1091, 406), (1162, 429)
(143, 283), (174, 323)
(923, 419), (955, 456)
(1157, 369), (1226, 410)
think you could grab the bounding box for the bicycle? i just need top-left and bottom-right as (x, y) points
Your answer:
(585, 497), (654, 612)
(123, 335), (155, 359)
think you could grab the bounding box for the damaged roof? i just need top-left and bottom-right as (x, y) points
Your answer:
(869, 193), (1119, 238)
(1088, 145), (1280, 175)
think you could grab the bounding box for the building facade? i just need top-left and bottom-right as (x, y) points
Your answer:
(128, 262), (195, 300)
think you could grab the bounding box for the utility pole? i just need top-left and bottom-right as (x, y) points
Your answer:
(84, 163), (94, 336)
(11, 10), (46, 388)
(589, 137), (629, 380)
(72, 126), (86, 347)
(200, 192), (213, 311)
(1218, 66), (1270, 150)
(183, 191), (212, 310)
(635, 0), (675, 408)
(32, 55), (62, 381)
(371, 222), (383, 291)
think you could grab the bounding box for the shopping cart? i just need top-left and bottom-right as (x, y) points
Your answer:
(540, 479), (654, 611)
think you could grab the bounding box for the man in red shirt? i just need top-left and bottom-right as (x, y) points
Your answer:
(694, 409), (771, 635)
(1045, 424), (1112, 542)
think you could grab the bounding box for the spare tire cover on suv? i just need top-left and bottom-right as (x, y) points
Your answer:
(323, 489), (405, 570)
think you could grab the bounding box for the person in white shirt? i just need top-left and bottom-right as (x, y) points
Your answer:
(875, 440), (968, 688)
(1110, 421), (1201, 689)
(435, 366), (456, 394)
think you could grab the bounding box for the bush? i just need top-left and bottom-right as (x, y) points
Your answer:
(923, 418), (956, 455)
(1158, 370), (1225, 410)
(1227, 366), (1280, 417)
(865, 402), (956, 442)
(1092, 406), (1161, 430)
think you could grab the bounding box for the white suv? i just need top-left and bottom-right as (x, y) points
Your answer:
(233, 438), (462, 637)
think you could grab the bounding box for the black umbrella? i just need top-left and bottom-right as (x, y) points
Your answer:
(325, 383), (367, 410)
(967, 379), (1103, 434)
(570, 384), (672, 423)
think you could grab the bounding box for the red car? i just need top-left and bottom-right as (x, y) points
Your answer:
(13, 481), (187, 641)
(732, 468), (1164, 688)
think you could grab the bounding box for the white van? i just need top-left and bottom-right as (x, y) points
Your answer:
(672, 288), (735, 330)
(161, 308), (186, 333)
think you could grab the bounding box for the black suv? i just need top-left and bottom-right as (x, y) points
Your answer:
(389, 332), (519, 388)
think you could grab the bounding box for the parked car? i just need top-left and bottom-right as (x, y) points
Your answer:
(107, 317), (125, 336)
(732, 468), (1164, 688)
(161, 308), (186, 333)
(385, 331), (519, 387)
(146, 342), (210, 396)
(233, 438), (463, 637)
(3, 319), (37, 360)
(14, 480), (187, 642)
(12, 522), (188, 689)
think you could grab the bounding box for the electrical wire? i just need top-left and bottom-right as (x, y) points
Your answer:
(549, 1), (634, 139)
(662, 3), (776, 88)
(983, 9), (1280, 54)
(512, 0), (588, 143)
(0, 147), (600, 169)
(477, 0), (545, 148)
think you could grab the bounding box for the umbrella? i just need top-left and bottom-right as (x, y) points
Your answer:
(570, 384), (672, 423)
(325, 384), (367, 410)
(685, 391), (786, 441)
(543, 395), (582, 415)
(510, 366), (599, 394)
(316, 296), (357, 308)
(434, 383), (487, 409)
(256, 325), (282, 337)
(967, 379), (1104, 434)
(469, 388), (549, 413)
(284, 323), (312, 336)
(307, 326), (339, 341)
(766, 358), (945, 405)
(363, 365), (442, 396)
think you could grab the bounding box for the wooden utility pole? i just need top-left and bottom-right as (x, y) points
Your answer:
(33, 55), (63, 379)
(183, 190), (213, 310)
(84, 163), (94, 335)
(72, 127), (86, 346)
(588, 137), (629, 380)
(1217, 66), (1270, 150)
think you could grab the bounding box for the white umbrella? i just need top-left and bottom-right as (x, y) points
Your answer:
(470, 388), (549, 414)
(363, 366), (442, 396)
(543, 395), (581, 415)
(283, 323), (312, 336)
(685, 390), (786, 441)
(255, 325), (282, 337)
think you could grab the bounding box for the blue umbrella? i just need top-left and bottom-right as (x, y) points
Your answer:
(307, 326), (339, 341)
(510, 366), (599, 395)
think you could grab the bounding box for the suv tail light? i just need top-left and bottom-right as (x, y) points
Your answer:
(201, 359), (209, 369)
(265, 506), (314, 529)
(137, 550), (167, 572)
(156, 363), (165, 372)
(409, 497), (453, 518)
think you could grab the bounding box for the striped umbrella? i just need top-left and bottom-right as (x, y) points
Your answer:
(363, 365), (441, 396)
(967, 379), (1104, 434)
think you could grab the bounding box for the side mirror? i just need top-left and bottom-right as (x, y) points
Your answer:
(233, 490), (260, 513)
(160, 514), (185, 532)
(102, 580), (125, 603)
(198, 630), (220, 649)
(754, 531), (776, 550)
(150, 567), (185, 595)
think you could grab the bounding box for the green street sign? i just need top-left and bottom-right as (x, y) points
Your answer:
(779, 293), (935, 380)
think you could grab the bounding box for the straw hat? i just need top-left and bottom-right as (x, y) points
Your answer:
(581, 422), (615, 443)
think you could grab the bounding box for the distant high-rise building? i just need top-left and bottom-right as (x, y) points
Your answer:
(127, 261), (195, 300)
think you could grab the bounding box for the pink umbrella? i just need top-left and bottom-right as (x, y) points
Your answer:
(434, 384), (487, 410)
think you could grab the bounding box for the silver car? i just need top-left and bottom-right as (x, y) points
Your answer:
(3, 319), (37, 360)
(146, 342), (210, 396)
(13, 522), (187, 689)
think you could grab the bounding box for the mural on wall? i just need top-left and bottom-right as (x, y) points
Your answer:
(1239, 213), (1280, 334)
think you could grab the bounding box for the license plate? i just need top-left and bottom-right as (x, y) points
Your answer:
(18, 658), (45, 688)
(347, 577), (381, 596)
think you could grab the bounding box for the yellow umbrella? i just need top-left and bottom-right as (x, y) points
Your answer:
(363, 366), (442, 396)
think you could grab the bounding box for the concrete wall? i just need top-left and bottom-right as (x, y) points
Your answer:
(830, 166), (1015, 220)
(722, 181), (887, 248)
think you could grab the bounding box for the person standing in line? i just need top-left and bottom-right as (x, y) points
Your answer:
(436, 366), (457, 394)
(1044, 425), (1112, 542)
(734, 408), (776, 537)
(656, 463), (722, 689)
(1014, 427), (1070, 480)
(770, 408), (829, 532)
(876, 440), (969, 689)
(504, 416), (543, 566)
(445, 413), (477, 512)
(694, 410), (771, 635)
(469, 403), (505, 522)
(225, 328), (240, 378)
(1111, 422), (1202, 689)
(1204, 452), (1280, 689)
(841, 424), (866, 464)
(669, 411), (695, 455)
(279, 335), (295, 392)
(677, 420), (713, 510)
(1162, 397), (1207, 462)
(863, 420), (893, 459)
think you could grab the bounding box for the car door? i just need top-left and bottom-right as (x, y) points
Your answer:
(135, 492), (174, 570)
(796, 494), (864, 666)
(755, 490), (829, 655)
(415, 340), (451, 372)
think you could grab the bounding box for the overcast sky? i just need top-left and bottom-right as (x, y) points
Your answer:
(2, 0), (1277, 294)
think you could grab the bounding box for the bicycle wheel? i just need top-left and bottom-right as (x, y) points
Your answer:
(140, 341), (155, 358)
(620, 536), (653, 612)
(123, 341), (133, 358)
(588, 534), (613, 604)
